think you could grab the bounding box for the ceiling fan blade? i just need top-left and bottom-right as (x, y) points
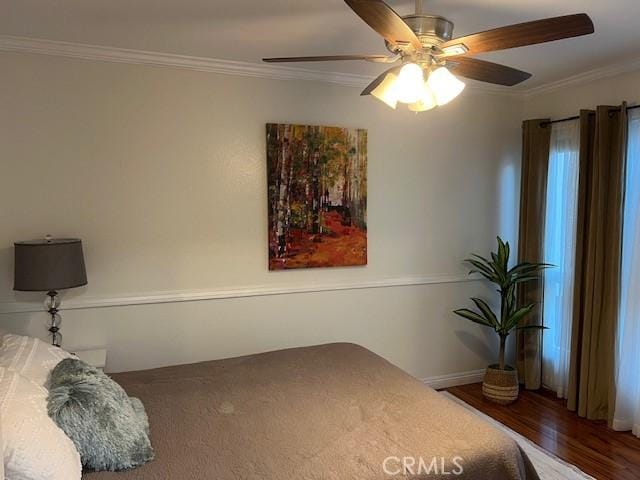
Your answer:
(440, 13), (594, 56)
(345, 0), (422, 50)
(361, 65), (402, 96)
(263, 54), (391, 63)
(447, 57), (531, 86)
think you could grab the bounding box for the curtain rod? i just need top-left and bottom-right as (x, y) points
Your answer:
(540, 104), (640, 127)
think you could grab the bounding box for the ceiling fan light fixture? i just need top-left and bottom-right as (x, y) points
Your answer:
(408, 83), (437, 112)
(427, 67), (466, 106)
(370, 72), (400, 109)
(264, 3), (595, 109)
(395, 63), (425, 104)
(440, 43), (469, 57)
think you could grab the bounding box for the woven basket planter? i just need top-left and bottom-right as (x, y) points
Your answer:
(482, 365), (519, 405)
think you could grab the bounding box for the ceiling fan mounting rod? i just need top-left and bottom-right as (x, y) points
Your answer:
(415, 0), (423, 15)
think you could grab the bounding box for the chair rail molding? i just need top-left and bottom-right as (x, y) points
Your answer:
(0, 273), (480, 314)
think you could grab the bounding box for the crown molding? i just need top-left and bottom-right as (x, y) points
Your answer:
(0, 35), (374, 88)
(524, 56), (640, 98)
(4, 35), (640, 101)
(0, 35), (514, 96)
(0, 273), (479, 314)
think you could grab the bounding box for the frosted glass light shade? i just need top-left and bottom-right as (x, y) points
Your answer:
(427, 67), (466, 106)
(408, 83), (437, 112)
(371, 72), (399, 109)
(396, 63), (425, 104)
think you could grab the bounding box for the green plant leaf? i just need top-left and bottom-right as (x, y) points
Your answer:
(466, 259), (493, 276)
(489, 241), (509, 285)
(516, 324), (549, 330)
(502, 304), (535, 333)
(470, 298), (499, 327)
(508, 262), (553, 277)
(504, 284), (516, 315)
(453, 309), (495, 329)
(470, 253), (493, 265)
(497, 237), (508, 268)
(504, 240), (511, 265)
(467, 256), (495, 275)
(466, 259), (500, 282)
(512, 275), (541, 284)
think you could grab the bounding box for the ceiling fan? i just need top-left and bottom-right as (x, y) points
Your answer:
(263, 0), (594, 112)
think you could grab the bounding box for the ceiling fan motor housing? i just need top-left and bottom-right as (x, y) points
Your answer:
(385, 15), (454, 53)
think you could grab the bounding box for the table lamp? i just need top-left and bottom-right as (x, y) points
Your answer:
(14, 236), (87, 347)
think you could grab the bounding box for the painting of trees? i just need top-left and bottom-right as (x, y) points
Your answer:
(267, 123), (367, 270)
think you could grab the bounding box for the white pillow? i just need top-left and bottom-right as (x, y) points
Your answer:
(0, 335), (76, 389)
(0, 367), (81, 480)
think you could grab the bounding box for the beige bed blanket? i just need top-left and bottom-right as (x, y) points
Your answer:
(84, 343), (539, 479)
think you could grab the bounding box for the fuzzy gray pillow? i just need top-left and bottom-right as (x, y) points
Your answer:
(47, 358), (154, 471)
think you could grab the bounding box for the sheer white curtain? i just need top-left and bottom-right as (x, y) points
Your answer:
(541, 119), (580, 397)
(613, 109), (640, 437)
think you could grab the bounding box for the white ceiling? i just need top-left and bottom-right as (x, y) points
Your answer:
(1, 0), (639, 88)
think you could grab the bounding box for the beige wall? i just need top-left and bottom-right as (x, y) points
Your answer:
(524, 70), (640, 119)
(0, 52), (523, 377)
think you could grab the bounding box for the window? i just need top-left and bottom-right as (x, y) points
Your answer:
(613, 108), (640, 436)
(535, 108), (640, 434)
(541, 120), (580, 396)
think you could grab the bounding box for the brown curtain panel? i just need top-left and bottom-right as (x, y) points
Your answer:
(567, 105), (627, 421)
(516, 119), (551, 390)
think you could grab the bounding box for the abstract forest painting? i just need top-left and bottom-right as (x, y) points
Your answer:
(267, 123), (367, 270)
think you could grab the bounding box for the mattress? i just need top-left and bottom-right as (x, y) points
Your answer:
(84, 343), (539, 479)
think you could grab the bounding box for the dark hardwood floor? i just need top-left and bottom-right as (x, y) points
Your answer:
(447, 383), (640, 480)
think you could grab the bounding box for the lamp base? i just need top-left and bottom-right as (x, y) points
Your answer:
(45, 291), (62, 347)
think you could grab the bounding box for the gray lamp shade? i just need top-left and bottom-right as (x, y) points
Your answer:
(14, 238), (88, 292)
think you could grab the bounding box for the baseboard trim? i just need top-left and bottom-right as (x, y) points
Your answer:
(423, 369), (485, 390)
(0, 273), (480, 314)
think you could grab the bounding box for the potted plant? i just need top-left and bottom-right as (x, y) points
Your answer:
(453, 237), (549, 404)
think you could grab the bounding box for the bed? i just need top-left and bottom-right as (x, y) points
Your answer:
(84, 343), (539, 479)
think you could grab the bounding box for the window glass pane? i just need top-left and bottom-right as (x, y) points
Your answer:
(613, 108), (640, 436)
(542, 119), (580, 397)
